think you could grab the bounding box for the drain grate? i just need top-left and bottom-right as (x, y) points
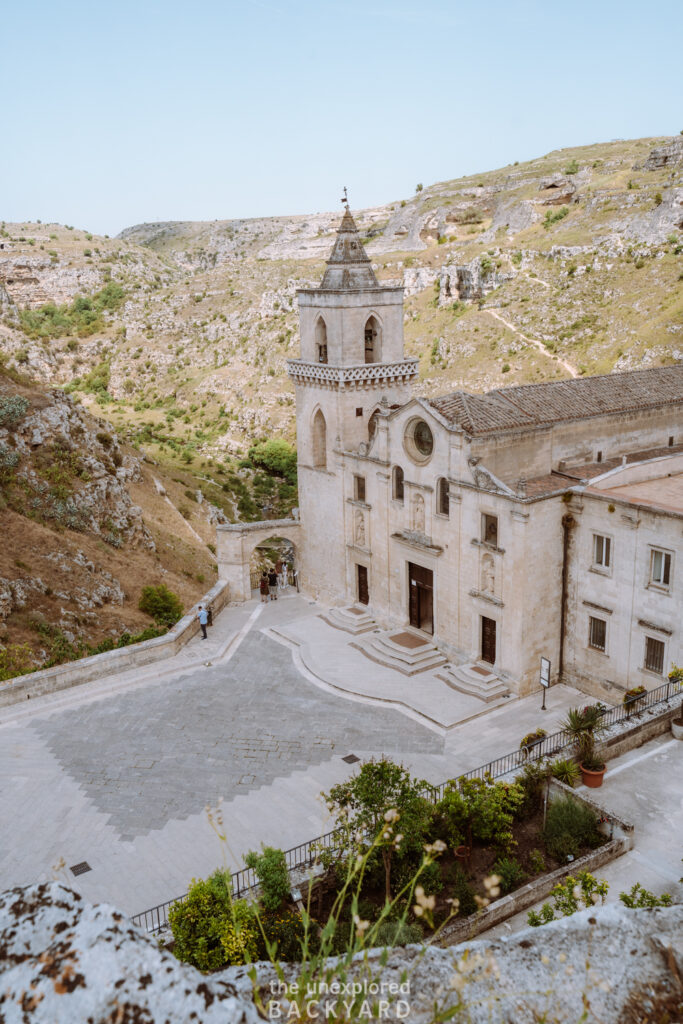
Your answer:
(342, 754), (360, 764)
(70, 861), (92, 876)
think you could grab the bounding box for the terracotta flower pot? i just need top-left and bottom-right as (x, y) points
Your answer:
(580, 764), (606, 788)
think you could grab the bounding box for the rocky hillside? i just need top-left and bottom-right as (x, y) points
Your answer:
(1, 136), (681, 464)
(0, 364), (228, 676)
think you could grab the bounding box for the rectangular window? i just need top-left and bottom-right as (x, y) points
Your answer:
(593, 534), (611, 569)
(482, 514), (498, 546)
(588, 616), (607, 652)
(355, 407), (363, 417)
(650, 548), (672, 588)
(354, 475), (366, 502)
(644, 636), (665, 674)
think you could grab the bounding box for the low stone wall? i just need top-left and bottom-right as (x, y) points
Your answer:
(604, 703), (681, 759)
(0, 579), (230, 709)
(435, 779), (634, 947)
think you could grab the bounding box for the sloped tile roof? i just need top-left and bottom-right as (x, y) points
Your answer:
(428, 365), (683, 436)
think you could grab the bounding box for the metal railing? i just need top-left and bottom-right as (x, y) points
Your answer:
(131, 678), (680, 933)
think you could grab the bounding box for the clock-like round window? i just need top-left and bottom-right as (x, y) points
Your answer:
(404, 417), (434, 464)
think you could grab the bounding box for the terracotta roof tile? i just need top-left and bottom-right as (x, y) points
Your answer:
(428, 365), (683, 436)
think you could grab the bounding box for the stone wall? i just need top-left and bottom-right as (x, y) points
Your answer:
(0, 579), (229, 708)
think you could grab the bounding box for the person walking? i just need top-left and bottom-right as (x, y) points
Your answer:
(259, 571), (270, 603)
(197, 604), (208, 639)
(267, 567), (278, 600)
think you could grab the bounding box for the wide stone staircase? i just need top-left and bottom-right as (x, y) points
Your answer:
(351, 629), (448, 676)
(319, 605), (377, 635)
(436, 662), (510, 702)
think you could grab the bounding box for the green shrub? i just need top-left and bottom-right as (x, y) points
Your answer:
(373, 920), (423, 947)
(168, 869), (233, 971)
(219, 898), (259, 966)
(247, 439), (297, 485)
(619, 883), (672, 908)
(452, 866), (477, 917)
(244, 846), (290, 912)
(18, 282), (125, 340)
(528, 848), (546, 874)
(138, 584), (183, 626)
(654, 192), (662, 207)
(258, 907), (311, 961)
(543, 796), (600, 861)
(437, 776), (526, 851)
(563, 159), (579, 174)
(493, 856), (526, 894)
(528, 871), (608, 927)
(543, 207), (569, 229)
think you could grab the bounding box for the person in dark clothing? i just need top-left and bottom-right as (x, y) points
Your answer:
(268, 568), (278, 600)
(259, 571), (270, 603)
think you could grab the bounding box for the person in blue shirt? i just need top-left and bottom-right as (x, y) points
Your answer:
(197, 605), (208, 639)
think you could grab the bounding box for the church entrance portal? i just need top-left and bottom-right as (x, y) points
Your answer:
(357, 564), (369, 605)
(481, 616), (497, 664)
(408, 563), (433, 634)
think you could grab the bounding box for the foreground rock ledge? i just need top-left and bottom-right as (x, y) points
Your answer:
(0, 883), (681, 1023)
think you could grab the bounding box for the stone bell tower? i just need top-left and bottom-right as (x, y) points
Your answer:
(287, 202), (418, 602)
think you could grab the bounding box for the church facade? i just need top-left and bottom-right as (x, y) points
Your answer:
(219, 208), (683, 702)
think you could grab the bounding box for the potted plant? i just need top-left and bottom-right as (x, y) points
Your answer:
(562, 705), (607, 788)
(669, 665), (683, 740)
(519, 728), (547, 759)
(623, 685), (646, 716)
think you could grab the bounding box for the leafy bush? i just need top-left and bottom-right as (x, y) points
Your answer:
(543, 796), (600, 861)
(437, 776), (526, 851)
(528, 848), (546, 874)
(493, 856), (526, 894)
(543, 206), (569, 229)
(0, 643), (34, 681)
(219, 899), (259, 966)
(563, 159), (579, 174)
(0, 395), (29, 427)
(619, 883), (671, 908)
(168, 870), (233, 971)
(247, 439), (297, 485)
(244, 846), (290, 912)
(258, 907), (311, 961)
(138, 584), (183, 626)
(451, 866), (477, 917)
(519, 728), (546, 753)
(528, 870), (608, 927)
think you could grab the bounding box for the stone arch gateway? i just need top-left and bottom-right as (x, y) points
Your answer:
(216, 519), (302, 603)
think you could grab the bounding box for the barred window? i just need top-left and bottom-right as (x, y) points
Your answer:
(588, 616), (606, 652)
(644, 636), (665, 674)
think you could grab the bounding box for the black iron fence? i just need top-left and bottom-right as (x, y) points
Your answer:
(131, 678), (680, 933)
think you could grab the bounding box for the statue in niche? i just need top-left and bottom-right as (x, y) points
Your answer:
(481, 553), (495, 594)
(354, 509), (365, 546)
(412, 492), (425, 533)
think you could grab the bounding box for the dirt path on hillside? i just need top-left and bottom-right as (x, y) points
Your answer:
(484, 308), (579, 379)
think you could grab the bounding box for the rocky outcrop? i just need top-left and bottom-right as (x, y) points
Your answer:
(537, 174), (577, 206)
(637, 137), (683, 170)
(438, 254), (511, 304)
(1, 883), (681, 1024)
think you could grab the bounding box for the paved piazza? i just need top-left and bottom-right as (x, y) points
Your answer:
(0, 594), (602, 916)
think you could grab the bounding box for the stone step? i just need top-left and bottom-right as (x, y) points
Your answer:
(350, 630), (447, 676)
(319, 605), (377, 635)
(437, 662), (510, 703)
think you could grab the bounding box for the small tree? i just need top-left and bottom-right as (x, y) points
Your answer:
(324, 758), (431, 902)
(138, 584), (183, 626)
(168, 870), (233, 971)
(415, 183), (423, 193)
(245, 846), (291, 911)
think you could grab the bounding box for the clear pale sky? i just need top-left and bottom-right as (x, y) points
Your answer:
(2, 0), (681, 236)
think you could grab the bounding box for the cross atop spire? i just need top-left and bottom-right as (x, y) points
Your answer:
(320, 199), (379, 291)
